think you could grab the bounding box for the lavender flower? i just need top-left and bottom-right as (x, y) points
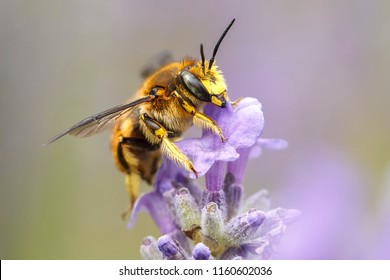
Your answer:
(131, 97), (299, 259)
(192, 243), (213, 260)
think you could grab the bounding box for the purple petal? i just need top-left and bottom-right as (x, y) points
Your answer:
(203, 98), (264, 147)
(177, 135), (238, 178)
(252, 208), (300, 259)
(227, 148), (251, 184)
(205, 160), (226, 191)
(128, 191), (176, 234)
(250, 138), (288, 158)
(154, 157), (183, 194)
(176, 98), (264, 178)
(221, 98), (264, 148)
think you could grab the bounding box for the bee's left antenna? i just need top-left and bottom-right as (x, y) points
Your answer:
(200, 44), (206, 74)
(208, 18), (235, 70)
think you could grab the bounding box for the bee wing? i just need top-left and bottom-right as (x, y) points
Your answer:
(140, 51), (173, 79)
(45, 95), (153, 145)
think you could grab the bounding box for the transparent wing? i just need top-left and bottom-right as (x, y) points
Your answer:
(45, 95), (153, 145)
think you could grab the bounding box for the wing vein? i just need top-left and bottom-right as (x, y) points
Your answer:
(45, 95), (153, 145)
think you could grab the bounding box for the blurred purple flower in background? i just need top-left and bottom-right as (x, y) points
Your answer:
(129, 98), (299, 259)
(273, 150), (390, 260)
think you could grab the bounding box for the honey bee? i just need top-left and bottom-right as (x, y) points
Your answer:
(47, 19), (235, 218)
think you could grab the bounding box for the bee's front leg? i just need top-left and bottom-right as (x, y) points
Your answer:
(173, 91), (226, 142)
(139, 113), (199, 177)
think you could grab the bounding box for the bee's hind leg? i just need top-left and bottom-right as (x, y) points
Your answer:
(118, 136), (160, 220)
(121, 172), (140, 220)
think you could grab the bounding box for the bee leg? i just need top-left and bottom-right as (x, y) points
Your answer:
(192, 111), (226, 142)
(140, 113), (199, 177)
(121, 172), (140, 220)
(173, 91), (226, 142)
(116, 136), (141, 220)
(118, 137), (160, 220)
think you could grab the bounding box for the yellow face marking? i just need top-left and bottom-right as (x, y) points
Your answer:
(211, 95), (223, 107)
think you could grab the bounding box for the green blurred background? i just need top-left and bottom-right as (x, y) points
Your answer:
(1, 0), (389, 259)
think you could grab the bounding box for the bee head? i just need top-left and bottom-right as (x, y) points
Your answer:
(176, 19), (234, 108)
(178, 69), (227, 108)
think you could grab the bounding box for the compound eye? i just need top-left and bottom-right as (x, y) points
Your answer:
(179, 70), (211, 102)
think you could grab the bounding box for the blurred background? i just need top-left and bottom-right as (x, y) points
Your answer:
(1, 0), (389, 259)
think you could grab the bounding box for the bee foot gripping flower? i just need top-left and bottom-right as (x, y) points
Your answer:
(131, 97), (299, 259)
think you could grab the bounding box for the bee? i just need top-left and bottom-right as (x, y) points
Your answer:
(47, 19), (235, 218)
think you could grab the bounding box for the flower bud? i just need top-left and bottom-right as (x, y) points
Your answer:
(224, 209), (266, 245)
(174, 188), (201, 231)
(140, 236), (162, 260)
(192, 243), (212, 260)
(157, 235), (186, 260)
(202, 189), (227, 219)
(201, 202), (224, 243)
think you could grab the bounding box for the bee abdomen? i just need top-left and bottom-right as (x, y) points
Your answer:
(116, 136), (162, 184)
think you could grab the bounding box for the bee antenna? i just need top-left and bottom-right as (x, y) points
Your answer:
(200, 43), (206, 74)
(208, 18), (235, 71)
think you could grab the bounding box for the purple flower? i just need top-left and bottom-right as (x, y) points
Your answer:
(192, 243), (213, 260)
(272, 150), (370, 259)
(157, 235), (187, 260)
(177, 98), (264, 190)
(128, 158), (176, 234)
(131, 98), (299, 259)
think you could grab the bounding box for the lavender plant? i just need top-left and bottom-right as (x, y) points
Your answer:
(129, 98), (299, 260)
